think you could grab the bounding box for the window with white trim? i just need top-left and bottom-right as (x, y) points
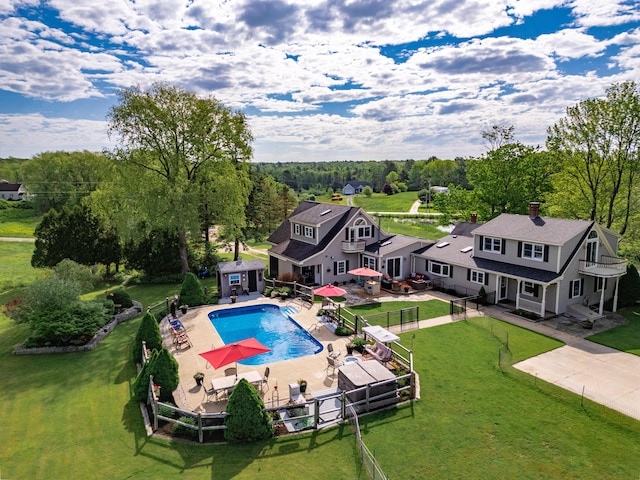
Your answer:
(304, 225), (315, 238)
(483, 237), (502, 253)
(363, 256), (377, 271)
(336, 260), (347, 275)
(470, 270), (485, 284)
(570, 279), (583, 298)
(429, 261), (450, 277)
(522, 242), (544, 261)
(522, 281), (536, 297)
(293, 223), (301, 235)
(229, 274), (241, 286)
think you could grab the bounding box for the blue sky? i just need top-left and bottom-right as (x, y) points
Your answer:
(1, 0), (639, 162)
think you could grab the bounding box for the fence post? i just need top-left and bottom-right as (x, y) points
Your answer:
(314, 398), (320, 428)
(197, 413), (203, 443)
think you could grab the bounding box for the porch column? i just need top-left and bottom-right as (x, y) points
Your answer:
(495, 275), (500, 305)
(515, 279), (522, 310)
(613, 277), (620, 313)
(598, 284), (605, 316)
(541, 286), (547, 317)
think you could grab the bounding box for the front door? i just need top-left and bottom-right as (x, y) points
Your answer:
(499, 276), (507, 301)
(248, 270), (257, 292)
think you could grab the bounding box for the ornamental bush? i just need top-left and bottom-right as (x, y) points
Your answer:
(132, 312), (163, 363)
(618, 264), (640, 308)
(149, 348), (180, 401)
(178, 272), (206, 307)
(224, 379), (273, 443)
(107, 288), (133, 308)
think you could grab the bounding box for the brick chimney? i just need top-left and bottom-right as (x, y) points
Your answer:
(529, 202), (540, 219)
(470, 213), (477, 223)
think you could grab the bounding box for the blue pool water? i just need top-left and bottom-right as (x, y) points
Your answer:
(208, 304), (323, 365)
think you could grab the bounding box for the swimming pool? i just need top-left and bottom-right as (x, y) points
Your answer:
(208, 304), (323, 365)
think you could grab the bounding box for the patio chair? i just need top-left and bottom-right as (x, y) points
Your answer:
(224, 367), (237, 377)
(326, 355), (343, 376)
(172, 329), (192, 350)
(327, 343), (341, 359)
(261, 367), (270, 391)
(168, 317), (186, 332)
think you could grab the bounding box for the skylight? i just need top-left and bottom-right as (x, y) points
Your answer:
(436, 241), (450, 248)
(460, 246), (473, 253)
(320, 209), (332, 216)
(381, 241), (392, 247)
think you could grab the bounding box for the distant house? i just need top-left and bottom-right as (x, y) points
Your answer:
(342, 181), (373, 196)
(412, 202), (627, 318)
(267, 201), (430, 286)
(430, 186), (449, 194)
(0, 181), (25, 200)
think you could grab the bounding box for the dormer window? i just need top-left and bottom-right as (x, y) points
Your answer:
(294, 223), (301, 235)
(483, 237), (502, 253)
(304, 226), (315, 239)
(522, 242), (544, 261)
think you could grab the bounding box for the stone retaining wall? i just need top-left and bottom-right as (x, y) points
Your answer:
(12, 301), (143, 355)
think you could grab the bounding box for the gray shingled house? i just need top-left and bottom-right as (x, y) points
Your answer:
(216, 259), (266, 298)
(267, 201), (431, 286)
(413, 202), (627, 318)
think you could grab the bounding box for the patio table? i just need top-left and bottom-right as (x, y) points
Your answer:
(210, 370), (263, 397)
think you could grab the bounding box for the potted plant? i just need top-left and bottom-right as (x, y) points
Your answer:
(193, 372), (205, 386)
(402, 284), (410, 293)
(179, 304), (188, 314)
(230, 295), (237, 304)
(346, 343), (355, 355)
(298, 378), (308, 393)
(350, 337), (367, 354)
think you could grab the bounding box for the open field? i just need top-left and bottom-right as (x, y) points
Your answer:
(0, 241), (47, 294)
(353, 191), (417, 212)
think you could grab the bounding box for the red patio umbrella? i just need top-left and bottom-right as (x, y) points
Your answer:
(199, 338), (271, 376)
(313, 284), (347, 297)
(347, 267), (382, 277)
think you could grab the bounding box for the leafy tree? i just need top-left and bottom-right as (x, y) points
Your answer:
(547, 81), (640, 234)
(618, 264), (640, 308)
(382, 183), (393, 195)
(242, 172), (287, 242)
(20, 151), (112, 214)
(179, 272), (206, 307)
(122, 228), (182, 275)
(467, 143), (557, 218)
(54, 259), (100, 293)
(133, 312), (164, 362)
(104, 83), (253, 274)
(224, 378), (273, 442)
(481, 124), (515, 151)
(32, 205), (121, 270)
(363, 185), (373, 197)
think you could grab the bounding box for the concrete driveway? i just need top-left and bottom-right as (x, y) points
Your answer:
(514, 340), (640, 421)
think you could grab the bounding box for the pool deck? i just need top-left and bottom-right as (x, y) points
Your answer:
(161, 296), (354, 413)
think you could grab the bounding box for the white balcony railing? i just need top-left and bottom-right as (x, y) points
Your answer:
(579, 256), (627, 277)
(342, 240), (366, 253)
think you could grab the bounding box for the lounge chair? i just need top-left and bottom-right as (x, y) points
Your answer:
(171, 328), (192, 349)
(364, 341), (393, 363)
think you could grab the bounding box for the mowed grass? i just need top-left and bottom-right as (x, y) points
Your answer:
(587, 308), (640, 356)
(360, 318), (640, 479)
(0, 241), (47, 293)
(0, 313), (364, 480)
(379, 216), (448, 240)
(348, 299), (450, 327)
(353, 191), (418, 212)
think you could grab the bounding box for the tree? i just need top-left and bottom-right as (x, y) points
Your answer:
(547, 81), (640, 234)
(224, 378), (273, 442)
(151, 348), (180, 401)
(179, 272), (206, 307)
(32, 205), (121, 270)
(467, 143), (557, 218)
(242, 172), (288, 242)
(20, 151), (112, 215)
(104, 83), (253, 274)
(122, 227), (182, 275)
(482, 124), (515, 151)
(132, 312), (163, 362)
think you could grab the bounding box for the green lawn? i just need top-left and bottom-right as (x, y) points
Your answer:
(587, 308), (640, 356)
(348, 299), (450, 327)
(0, 241), (48, 294)
(361, 318), (640, 479)
(353, 191), (418, 212)
(1, 309), (639, 479)
(379, 217), (447, 239)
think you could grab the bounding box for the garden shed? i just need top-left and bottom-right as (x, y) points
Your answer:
(216, 258), (266, 298)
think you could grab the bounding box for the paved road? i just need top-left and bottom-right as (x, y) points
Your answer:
(0, 236), (34, 242)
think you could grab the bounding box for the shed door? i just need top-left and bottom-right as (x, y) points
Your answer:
(248, 270), (258, 292)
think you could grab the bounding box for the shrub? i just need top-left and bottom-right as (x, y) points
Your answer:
(158, 402), (177, 419)
(179, 272), (206, 307)
(174, 416), (198, 439)
(618, 264), (640, 308)
(107, 288), (133, 308)
(224, 379), (273, 443)
(264, 287), (273, 297)
(151, 348), (180, 401)
(132, 312), (163, 363)
(133, 350), (158, 401)
(350, 337), (367, 353)
(334, 326), (353, 336)
(54, 259), (100, 293)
